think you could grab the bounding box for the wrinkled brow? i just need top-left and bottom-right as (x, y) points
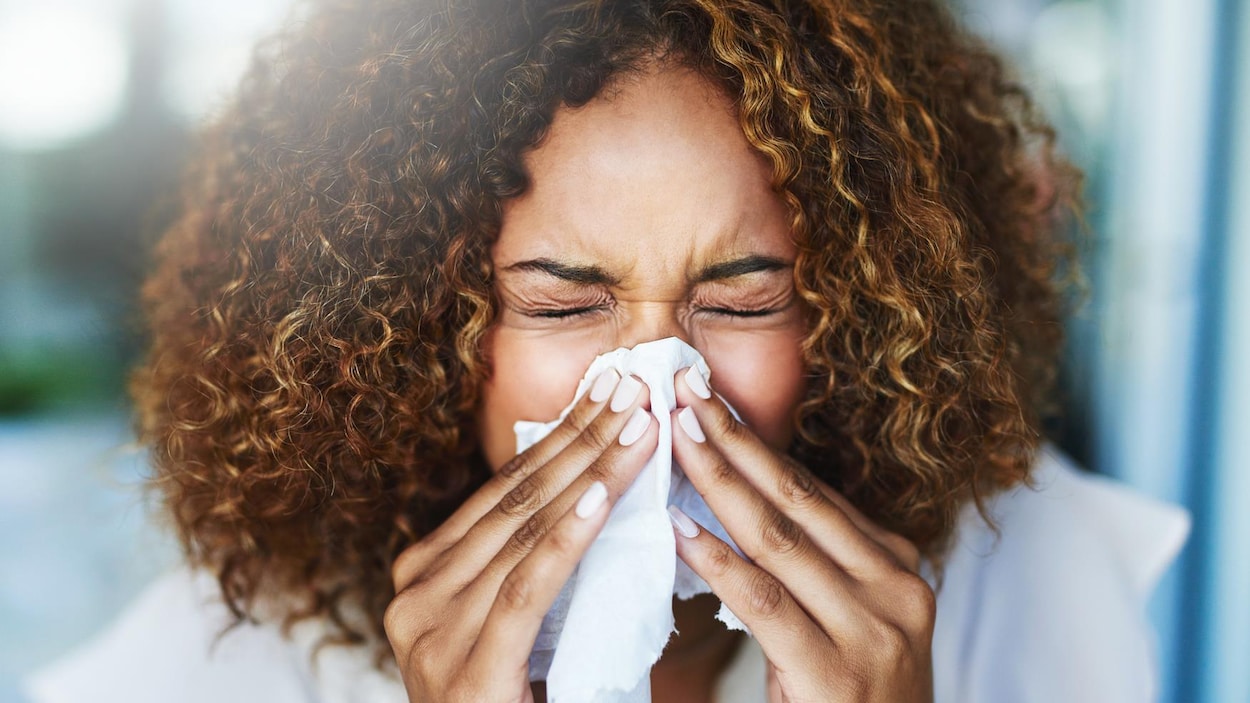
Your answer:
(499, 255), (790, 285)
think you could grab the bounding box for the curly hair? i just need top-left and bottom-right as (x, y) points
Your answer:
(131, 0), (1082, 665)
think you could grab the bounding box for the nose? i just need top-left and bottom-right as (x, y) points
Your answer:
(613, 304), (694, 351)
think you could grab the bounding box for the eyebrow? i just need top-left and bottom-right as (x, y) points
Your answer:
(501, 258), (618, 285)
(693, 255), (791, 283)
(500, 254), (791, 285)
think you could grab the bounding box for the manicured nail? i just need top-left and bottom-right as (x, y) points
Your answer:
(575, 481), (608, 518)
(589, 369), (620, 403)
(684, 366), (711, 400)
(610, 374), (643, 412)
(619, 407), (651, 446)
(667, 505), (700, 538)
(676, 407), (705, 443)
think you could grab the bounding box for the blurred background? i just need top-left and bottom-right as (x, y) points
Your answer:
(0, 0), (1245, 701)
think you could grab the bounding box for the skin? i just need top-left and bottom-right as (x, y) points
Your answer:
(384, 61), (936, 702)
(475, 61), (808, 465)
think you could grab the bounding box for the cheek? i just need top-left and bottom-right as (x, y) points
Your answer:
(476, 327), (602, 471)
(476, 326), (809, 470)
(699, 332), (806, 451)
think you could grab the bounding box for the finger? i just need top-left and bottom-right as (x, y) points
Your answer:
(673, 368), (900, 574)
(797, 468), (921, 571)
(668, 506), (829, 670)
(671, 408), (867, 633)
(392, 369), (624, 590)
(813, 481), (923, 573)
(449, 370), (627, 539)
(675, 367), (919, 571)
(427, 377), (657, 590)
(472, 410), (659, 591)
(469, 481), (613, 678)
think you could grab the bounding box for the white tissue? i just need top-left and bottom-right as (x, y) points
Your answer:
(514, 337), (750, 703)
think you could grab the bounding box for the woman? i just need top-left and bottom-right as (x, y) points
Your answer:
(26, 0), (1189, 701)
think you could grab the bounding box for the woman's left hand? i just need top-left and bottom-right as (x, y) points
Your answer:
(669, 367), (936, 703)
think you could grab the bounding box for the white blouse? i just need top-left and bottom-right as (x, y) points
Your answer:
(25, 443), (1189, 703)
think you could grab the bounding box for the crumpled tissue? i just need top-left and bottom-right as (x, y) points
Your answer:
(515, 337), (751, 703)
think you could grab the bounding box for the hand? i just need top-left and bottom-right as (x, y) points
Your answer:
(668, 367), (936, 703)
(385, 370), (659, 703)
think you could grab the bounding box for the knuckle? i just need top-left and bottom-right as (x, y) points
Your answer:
(410, 628), (440, 660)
(382, 594), (408, 641)
(582, 445), (635, 485)
(497, 572), (535, 612)
(581, 454), (614, 484)
(759, 513), (806, 556)
(577, 413), (615, 449)
(409, 630), (461, 686)
(498, 476), (544, 518)
(383, 588), (426, 643)
(562, 398), (598, 434)
(707, 456), (738, 486)
(867, 620), (912, 661)
(506, 511), (550, 556)
(545, 522), (579, 556)
(778, 464), (824, 508)
(745, 572), (787, 619)
(706, 540), (739, 577)
(896, 572), (938, 625)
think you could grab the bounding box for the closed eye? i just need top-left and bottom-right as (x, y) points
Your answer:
(699, 306), (778, 318)
(526, 306), (778, 318)
(527, 305), (608, 319)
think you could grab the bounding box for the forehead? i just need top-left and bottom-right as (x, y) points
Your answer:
(494, 63), (794, 279)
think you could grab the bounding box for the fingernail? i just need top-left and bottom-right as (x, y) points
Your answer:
(610, 374), (643, 412)
(619, 407), (651, 446)
(667, 505), (700, 538)
(589, 369), (620, 403)
(684, 366), (712, 400)
(575, 481), (608, 518)
(676, 407), (705, 443)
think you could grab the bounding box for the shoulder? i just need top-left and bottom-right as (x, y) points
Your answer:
(930, 443), (1191, 703)
(22, 567), (406, 703)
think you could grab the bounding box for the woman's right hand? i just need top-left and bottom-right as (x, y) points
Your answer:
(384, 370), (658, 703)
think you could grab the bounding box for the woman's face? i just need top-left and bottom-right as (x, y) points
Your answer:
(476, 63), (808, 471)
